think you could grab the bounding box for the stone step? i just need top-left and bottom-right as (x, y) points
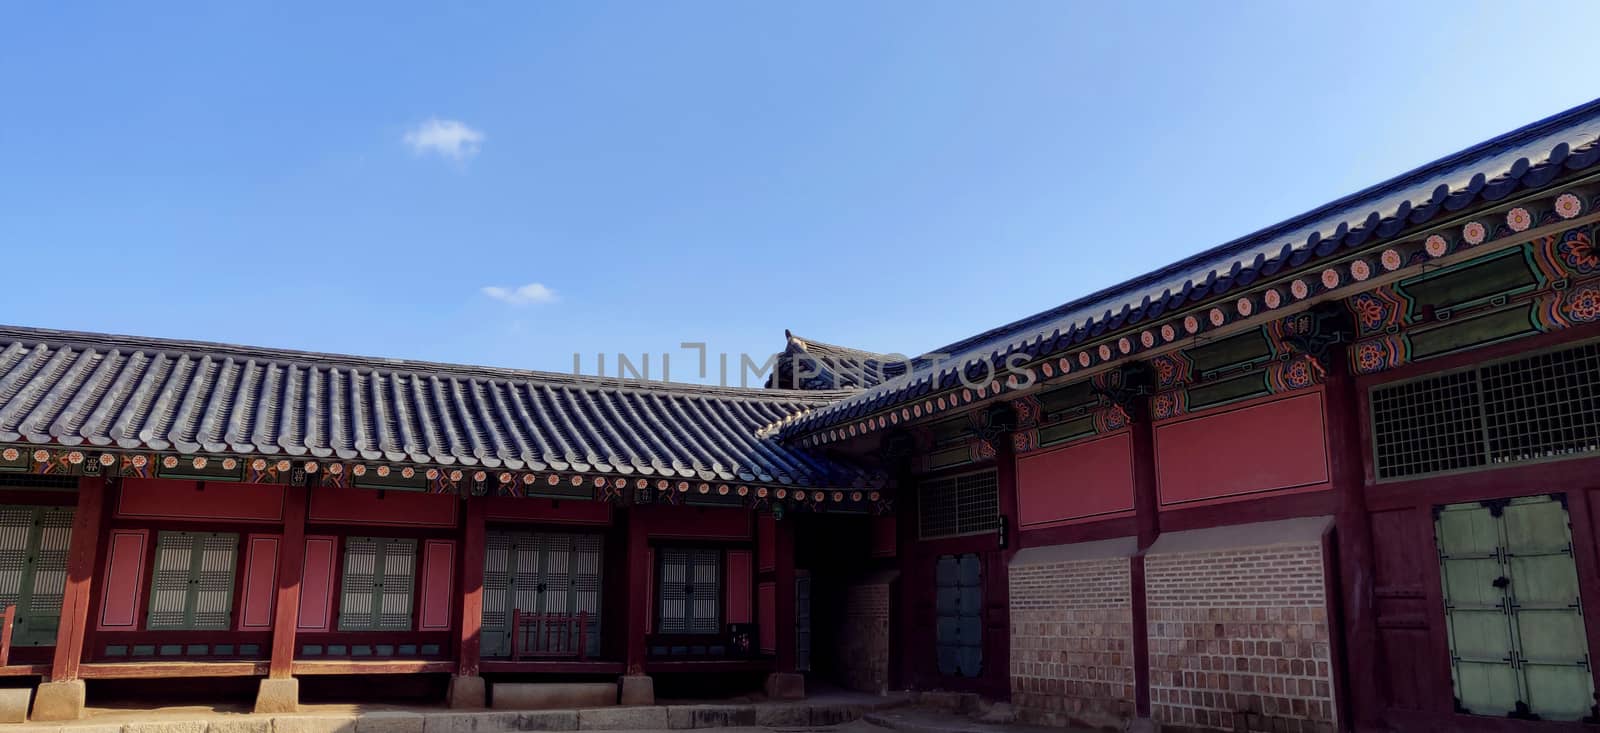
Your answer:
(491, 684), (617, 711)
(4, 694), (911, 732)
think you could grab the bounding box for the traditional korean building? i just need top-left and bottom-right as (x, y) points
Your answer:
(3, 99), (1600, 732)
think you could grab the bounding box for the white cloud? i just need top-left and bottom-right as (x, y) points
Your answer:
(482, 283), (558, 306)
(403, 118), (484, 160)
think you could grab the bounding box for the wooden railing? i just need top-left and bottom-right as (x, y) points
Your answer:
(509, 611), (589, 661)
(0, 605), (14, 667)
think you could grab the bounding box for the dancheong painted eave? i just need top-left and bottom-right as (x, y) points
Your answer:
(0, 325), (880, 489)
(772, 95), (1600, 442)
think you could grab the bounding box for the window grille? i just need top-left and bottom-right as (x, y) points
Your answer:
(0, 505), (72, 645)
(656, 548), (721, 635)
(919, 471), (999, 539)
(1372, 342), (1600, 480)
(481, 531), (603, 658)
(146, 531), (238, 630)
(338, 537), (416, 631)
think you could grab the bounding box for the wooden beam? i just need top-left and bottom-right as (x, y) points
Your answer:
(0, 664), (49, 677)
(1326, 357), (1382, 730)
(623, 510), (650, 675)
(771, 515), (797, 673)
(455, 495), (486, 678)
(50, 476), (106, 681)
(292, 660), (456, 676)
(480, 659), (625, 675)
(1128, 398), (1160, 720)
(79, 661), (269, 679)
(268, 484), (309, 679)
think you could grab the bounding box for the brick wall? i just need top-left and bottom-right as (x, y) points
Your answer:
(1145, 543), (1336, 733)
(837, 581), (892, 694)
(1009, 556), (1135, 729)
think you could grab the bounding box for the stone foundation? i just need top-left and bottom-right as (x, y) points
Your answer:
(254, 677), (300, 714)
(447, 676), (487, 709)
(1146, 535), (1336, 733)
(492, 683), (616, 710)
(31, 679), (86, 721)
(617, 675), (654, 706)
(1008, 549), (1135, 729)
(836, 575), (892, 694)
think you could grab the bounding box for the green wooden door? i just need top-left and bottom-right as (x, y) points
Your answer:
(146, 531), (238, 631)
(1436, 495), (1595, 720)
(338, 537), (417, 631)
(0, 505), (72, 646)
(481, 531), (603, 657)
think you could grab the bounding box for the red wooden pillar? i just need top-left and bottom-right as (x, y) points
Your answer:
(989, 438), (1018, 700)
(624, 509), (650, 675)
(268, 484), (309, 679)
(456, 495), (486, 678)
(771, 516), (797, 674)
(892, 475), (919, 691)
(1325, 357), (1381, 731)
(1128, 397), (1160, 721)
(50, 476), (106, 681)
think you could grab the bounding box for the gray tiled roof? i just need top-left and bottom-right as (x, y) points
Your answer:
(775, 96), (1600, 439)
(764, 331), (910, 391)
(0, 326), (875, 487)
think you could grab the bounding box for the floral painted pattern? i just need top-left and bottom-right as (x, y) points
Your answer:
(1557, 228), (1598, 274)
(1564, 284), (1600, 323)
(1463, 221), (1487, 245)
(1556, 192), (1584, 220)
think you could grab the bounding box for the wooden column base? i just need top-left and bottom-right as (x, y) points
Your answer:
(447, 675), (486, 709)
(253, 677), (299, 714)
(31, 680), (86, 721)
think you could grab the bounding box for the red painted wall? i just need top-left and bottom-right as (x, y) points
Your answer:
(118, 478), (285, 522)
(485, 497), (611, 525)
(237, 534), (280, 631)
(1154, 390), (1330, 507)
(635, 505), (751, 541)
(758, 581), (776, 654)
(419, 540), (456, 631)
(726, 550), (753, 624)
(870, 516), (898, 558)
(308, 487), (459, 527)
(1016, 431), (1137, 527)
(296, 535), (338, 632)
(757, 514), (776, 571)
(98, 529), (148, 630)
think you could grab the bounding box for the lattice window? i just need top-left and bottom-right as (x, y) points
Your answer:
(338, 537), (416, 631)
(1372, 342), (1600, 480)
(656, 548), (721, 635)
(919, 471), (1000, 539)
(0, 505), (73, 645)
(481, 531), (603, 658)
(146, 531), (238, 631)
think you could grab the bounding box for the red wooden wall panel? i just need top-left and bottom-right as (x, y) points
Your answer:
(419, 539), (456, 631)
(98, 529), (148, 630)
(636, 506), (750, 541)
(485, 497), (611, 525)
(757, 581), (776, 654)
(1154, 391), (1330, 507)
(296, 535), (339, 632)
(237, 534), (281, 631)
(308, 487), (459, 527)
(1017, 431), (1137, 527)
(757, 514), (776, 572)
(644, 548), (655, 635)
(870, 515), (898, 558)
(118, 479), (285, 522)
(725, 550), (753, 624)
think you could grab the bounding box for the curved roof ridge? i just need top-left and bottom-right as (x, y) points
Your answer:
(0, 325), (852, 404)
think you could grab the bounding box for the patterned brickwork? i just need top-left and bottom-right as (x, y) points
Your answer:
(1008, 556), (1135, 729)
(837, 581), (892, 694)
(1146, 543), (1336, 733)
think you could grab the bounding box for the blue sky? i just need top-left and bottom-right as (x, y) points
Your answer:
(3, 2), (1599, 384)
